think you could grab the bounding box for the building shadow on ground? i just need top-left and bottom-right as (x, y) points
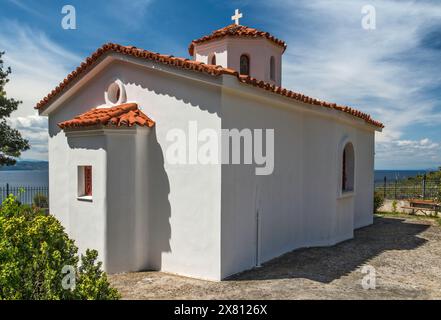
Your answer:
(227, 217), (430, 283)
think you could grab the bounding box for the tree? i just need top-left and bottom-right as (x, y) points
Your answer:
(0, 51), (29, 166)
(0, 194), (120, 300)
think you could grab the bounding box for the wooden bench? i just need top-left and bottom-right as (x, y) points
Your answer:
(401, 199), (441, 216)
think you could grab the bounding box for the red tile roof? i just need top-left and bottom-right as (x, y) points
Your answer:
(188, 24), (287, 56)
(35, 43), (237, 112)
(237, 76), (385, 128)
(36, 43), (384, 129)
(58, 103), (155, 129)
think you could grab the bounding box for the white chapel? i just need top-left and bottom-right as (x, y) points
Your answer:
(37, 10), (383, 280)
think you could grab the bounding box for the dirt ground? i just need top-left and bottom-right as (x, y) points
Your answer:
(109, 215), (441, 299)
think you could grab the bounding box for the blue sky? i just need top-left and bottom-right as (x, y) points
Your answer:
(1, 0), (441, 169)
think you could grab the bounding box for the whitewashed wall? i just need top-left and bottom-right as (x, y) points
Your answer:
(46, 55), (376, 280)
(194, 38), (284, 86)
(353, 129), (375, 229)
(48, 59), (223, 280)
(63, 134), (107, 263)
(219, 84), (375, 278)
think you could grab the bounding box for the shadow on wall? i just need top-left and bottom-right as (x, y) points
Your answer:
(226, 217), (429, 283)
(65, 128), (172, 272)
(147, 127), (171, 271)
(47, 59), (222, 141)
(123, 61), (222, 117)
(66, 134), (106, 150)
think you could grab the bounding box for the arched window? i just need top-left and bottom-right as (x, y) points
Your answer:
(210, 54), (216, 65)
(270, 56), (275, 80)
(240, 54), (250, 76)
(342, 143), (355, 192)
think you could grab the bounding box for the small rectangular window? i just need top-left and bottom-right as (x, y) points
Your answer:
(84, 166), (92, 196)
(78, 165), (93, 199)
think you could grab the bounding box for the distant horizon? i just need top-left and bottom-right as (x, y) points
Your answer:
(375, 168), (436, 172)
(8, 159), (440, 172)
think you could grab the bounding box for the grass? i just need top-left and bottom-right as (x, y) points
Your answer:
(375, 211), (441, 227)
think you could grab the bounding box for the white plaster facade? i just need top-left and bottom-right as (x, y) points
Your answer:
(40, 29), (381, 281)
(193, 37), (284, 86)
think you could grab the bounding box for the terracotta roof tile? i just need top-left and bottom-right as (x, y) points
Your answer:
(237, 75), (385, 128)
(36, 43), (383, 129)
(35, 43), (237, 112)
(188, 24), (287, 56)
(58, 103), (155, 129)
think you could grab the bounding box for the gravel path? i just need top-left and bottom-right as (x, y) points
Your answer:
(109, 215), (441, 299)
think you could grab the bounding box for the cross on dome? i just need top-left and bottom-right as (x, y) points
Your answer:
(231, 9), (243, 25)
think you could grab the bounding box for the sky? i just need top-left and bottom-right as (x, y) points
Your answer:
(1, 0), (440, 169)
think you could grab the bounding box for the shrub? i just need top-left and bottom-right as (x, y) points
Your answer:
(0, 194), (120, 300)
(392, 200), (398, 213)
(33, 193), (49, 208)
(373, 191), (384, 213)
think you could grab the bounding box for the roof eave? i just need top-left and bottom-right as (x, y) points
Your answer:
(36, 43), (383, 129)
(222, 74), (384, 131)
(38, 54), (117, 116)
(189, 37), (287, 57)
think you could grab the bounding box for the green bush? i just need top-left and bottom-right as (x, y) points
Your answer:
(373, 191), (384, 213)
(392, 200), (398, 213)
(0, 194), (120, 300)
(33, 193), (49, 208)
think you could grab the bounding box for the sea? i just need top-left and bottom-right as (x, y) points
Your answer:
(374, 170), (430, 183)
(0, 169), (433, 188)
(0, 170), (49, 187)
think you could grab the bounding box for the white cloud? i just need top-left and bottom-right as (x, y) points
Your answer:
(259, 0), (441, 168)
(8, 115), (47, 133)
(7, 115), (48, 160)
(0, 20), (81, 160)
(376, 138), (441, 169)
(2, 1), (441, 168)
(0, 20), (81, 117)
(394, 138), (439, 150)
(6, 0), (45, 18)
(419, 138), (431, 146)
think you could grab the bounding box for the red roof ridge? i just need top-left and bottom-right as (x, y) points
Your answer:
(188, 24), (287, 56)
(58, 102), (155, 129)
(237, 75), (384, 128)
(35, 43), (238, 112)
(36, 43), (383, 129)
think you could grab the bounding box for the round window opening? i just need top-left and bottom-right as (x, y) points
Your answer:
(107, 82), (122, 104)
